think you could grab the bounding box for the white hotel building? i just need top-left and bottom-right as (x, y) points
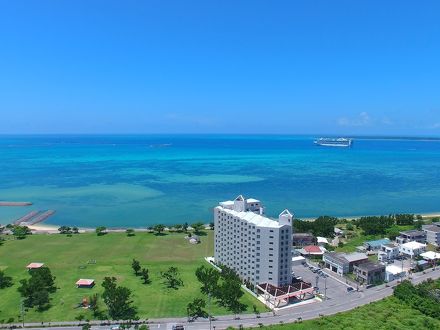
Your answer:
(214, 195), (293, 287)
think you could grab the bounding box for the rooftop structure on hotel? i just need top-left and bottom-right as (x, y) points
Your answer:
(214, 195), (293, 287)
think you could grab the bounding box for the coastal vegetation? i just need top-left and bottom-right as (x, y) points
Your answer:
(293, 216), (338, 237)
(0, 230), (266, 322)
(252, 298), (440, 329)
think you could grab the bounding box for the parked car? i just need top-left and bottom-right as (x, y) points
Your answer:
(346, 286), (354, 292)
(172, 325), (185, 330)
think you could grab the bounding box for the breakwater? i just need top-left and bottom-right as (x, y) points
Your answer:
(14, 210), (56, 226)
(0, 201), (32, 206)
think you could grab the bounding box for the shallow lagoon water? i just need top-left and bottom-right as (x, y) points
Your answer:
(0, 135), (439, 227)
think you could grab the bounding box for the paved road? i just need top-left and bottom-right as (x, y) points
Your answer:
(3, 268), (440, 330)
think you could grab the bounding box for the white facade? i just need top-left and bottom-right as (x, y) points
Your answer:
(214, 195), (293, 287)
(385, 265), (406, 282)
(378, 244), (399, 262)
(399, 241), (426, 258)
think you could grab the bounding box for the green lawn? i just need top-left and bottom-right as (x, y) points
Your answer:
(0, 231), (266, 323)
(253, 296), (440, 330)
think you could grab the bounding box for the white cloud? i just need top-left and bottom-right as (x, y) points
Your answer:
(338, 112), (372, 127)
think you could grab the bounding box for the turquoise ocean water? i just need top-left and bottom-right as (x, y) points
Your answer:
(0, 135), (439, 228)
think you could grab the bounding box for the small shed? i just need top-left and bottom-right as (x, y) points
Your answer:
(317, 237), (329, 246)
(26, 262), (44, 270)
(189, 235), (200, 244)
(292, 256), (306, 266)
(76, 279), (95, 288)
(416, 260), (430, 270)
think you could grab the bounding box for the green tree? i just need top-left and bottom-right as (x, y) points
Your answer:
(126, 228), (135, 237)
(0, 270), (13, 289)
(153, 224), (165, 235)
(12, 226), (31, 239)
(191, 222), (205, 235)
(140, 268), (150, 284)
(173, 224), (183, 232)
(102, 277), (137, 320)
(89, 293), (101, 318)
(216, 278), (245, 316)
(32, 289), (50, 311)
(215, 266), (246, 316)
(132, 259), (141, 276)
(161, 267), (183, 289)
(195, 266), (219, 296)
(58, 226), (72, 234)
(72, 226), (79, 234)
(187, 298), (208, 321)
(96, 226), (107, 236)
(18, 267), (56, 310)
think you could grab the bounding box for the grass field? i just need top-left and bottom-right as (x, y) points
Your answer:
(0, 231), (266, 323)
(255, 296), (440, 330)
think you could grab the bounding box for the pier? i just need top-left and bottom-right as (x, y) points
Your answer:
(13, 210), (56, 226)
(0, 201), (32, 206)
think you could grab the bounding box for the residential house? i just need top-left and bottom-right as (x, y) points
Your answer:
(422, 225), (440, 247)
(420, 251), (440, 261)
(334, 227), (344, 236)
(378, 243), (400, 262)
(399, 241), (426, 258)
(396, 230), (426, 244)
(364, 238), (391, 251)
(292, 233), (315, 247)
(299, 245), (326, 257)
(385, 265), (406, 282)
(323, 252), (368, 275)
(317, 236), (329, 246)
(353, 261), (385, 285)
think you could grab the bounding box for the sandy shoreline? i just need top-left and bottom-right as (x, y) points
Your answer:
(301, 212), (440, 222)
(21, 211), (440, 232)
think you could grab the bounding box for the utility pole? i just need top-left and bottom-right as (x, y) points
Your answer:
(208, 291), (212, 330)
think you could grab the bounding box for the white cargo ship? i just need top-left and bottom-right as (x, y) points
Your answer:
(314, 137), (353, 147)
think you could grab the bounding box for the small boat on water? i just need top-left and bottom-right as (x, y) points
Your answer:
(314, 137), (353, 147)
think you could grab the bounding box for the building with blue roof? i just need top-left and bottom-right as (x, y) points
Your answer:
(363, 238), (391, 251)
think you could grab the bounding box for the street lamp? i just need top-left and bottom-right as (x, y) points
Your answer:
(20, 299), (25, 328)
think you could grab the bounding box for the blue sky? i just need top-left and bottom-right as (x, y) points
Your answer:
(0, 1), (439, 135)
